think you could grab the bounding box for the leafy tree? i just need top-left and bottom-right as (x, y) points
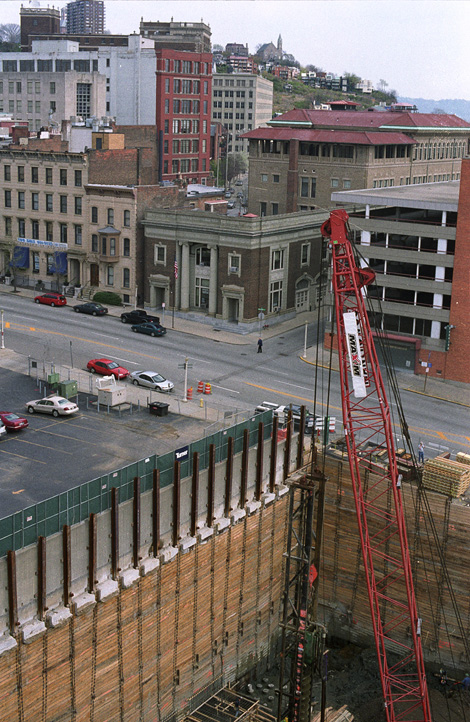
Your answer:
(219, 153), (247, 185)
(344, 72), (361, 87)
(212, 43), (223, 52)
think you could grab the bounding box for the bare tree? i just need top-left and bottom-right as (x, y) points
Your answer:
(378, 78), (389, 92)
(0, 24), (20, 45)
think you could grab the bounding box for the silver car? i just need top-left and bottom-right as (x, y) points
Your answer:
(130, 371), (174, 392)
(26, 394), (79, 417)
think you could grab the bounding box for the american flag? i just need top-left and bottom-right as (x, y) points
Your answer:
(174, 257), (178, 279)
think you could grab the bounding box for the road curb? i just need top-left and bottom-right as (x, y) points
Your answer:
(402, 387), (470, 408)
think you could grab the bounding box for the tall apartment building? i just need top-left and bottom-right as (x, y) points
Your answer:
(0, 37), (155, 127)
(66, 0), (105, 35)
(243, 109), (470, 215)
(155, 48), (213, 184)
(212, 73), (273, 156)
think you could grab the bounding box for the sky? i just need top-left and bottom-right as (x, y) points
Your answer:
(2, 0), (470, 100)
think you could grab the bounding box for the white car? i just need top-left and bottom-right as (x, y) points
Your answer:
(26, 394), (79, 417)
(0, 422), (6, 437)
(129, 371), (174, 392)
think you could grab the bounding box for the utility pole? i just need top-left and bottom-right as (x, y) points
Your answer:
(0, 309), (4, 350)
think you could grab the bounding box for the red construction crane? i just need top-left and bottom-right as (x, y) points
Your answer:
(321, 209), (432, 722)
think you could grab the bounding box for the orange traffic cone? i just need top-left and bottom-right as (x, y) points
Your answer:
(197, 380), (204, 393)
(204, 383), (212, 395)
(187, 386), (193, 400)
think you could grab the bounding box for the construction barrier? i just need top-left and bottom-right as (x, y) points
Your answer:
(277, 428), (287, 442)
(187, 387), (193, 400)
(197, 380), (204, 393)
(204, 383), (212, 395)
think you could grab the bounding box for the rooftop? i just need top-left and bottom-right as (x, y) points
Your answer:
(242, 127), (415, 146)
(331, 180), (460, 212)
(268, 108), (470, 130)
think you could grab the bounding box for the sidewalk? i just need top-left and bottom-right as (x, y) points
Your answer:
(300, 343), (470, 408)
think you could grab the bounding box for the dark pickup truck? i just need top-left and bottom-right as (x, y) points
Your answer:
(120, 309), (160, 325)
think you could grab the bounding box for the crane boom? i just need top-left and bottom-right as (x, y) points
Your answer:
(321, 209), (432, 722)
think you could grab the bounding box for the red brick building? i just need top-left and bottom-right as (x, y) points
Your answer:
(155, 48), (213, 185)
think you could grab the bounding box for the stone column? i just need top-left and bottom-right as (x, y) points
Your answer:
(208, 245), (218, 316)
(180, 242), (190, 311)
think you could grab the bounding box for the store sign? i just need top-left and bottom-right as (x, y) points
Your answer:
(17, 237), (68, 250)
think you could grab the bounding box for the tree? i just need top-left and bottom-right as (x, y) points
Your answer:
(378, 78), (389, 92)
(212, 43), (223, 52)
(0, 23), (20, 51)
(344, 72), (361, 87)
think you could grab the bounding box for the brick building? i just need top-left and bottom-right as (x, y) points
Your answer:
(332, 172), (470, 383)
(155, 48), (213, 185)
(243, 109), (470, 216)
(141, 209), (327, 330)
(0, 129), (189, 303)
(20, 6), (61, 51)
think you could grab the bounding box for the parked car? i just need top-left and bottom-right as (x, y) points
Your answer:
(34, 293), (67, 307)
(255, 401), (314, 432)
(120, 309), (160, 325)
(235, 180), (243, 186)
(0, 420), (6, 437)
(130, 371), (174, 392)
(131, 322), (166, 337)
(86, 358), (129, 379)
(0, 411), (29, 431)
(227, 201), (235, 209)
(224, 191), (232, 198)
(73, 302), (108, 316)
(25, 395), (79, 417)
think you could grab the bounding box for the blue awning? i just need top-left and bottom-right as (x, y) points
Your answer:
(10, 246), (30, 269)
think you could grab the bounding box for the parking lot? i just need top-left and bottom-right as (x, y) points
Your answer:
(0, 367), (207, 517)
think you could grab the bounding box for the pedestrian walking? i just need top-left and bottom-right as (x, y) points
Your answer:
(418, 442), (425, 464)
(257, 337), (263, 353)
(462, 673), (470, 691)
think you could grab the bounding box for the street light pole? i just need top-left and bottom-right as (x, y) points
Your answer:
(303, 320), (308, 359)
(0, 309), (4, 350)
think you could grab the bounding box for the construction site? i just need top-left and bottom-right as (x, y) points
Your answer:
(1, 209), (470, 722)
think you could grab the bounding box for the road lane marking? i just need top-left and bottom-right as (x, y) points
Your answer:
(111, 356), (139, 365)
(436, 431), (448, 440)
(7, 323), (162, 361)
(0, 448), (47, 463)
(277, 381), (315, 392)
(211, 384), (240, 393)
(16, 438), (74, 454)
(244, 381), (335, 408)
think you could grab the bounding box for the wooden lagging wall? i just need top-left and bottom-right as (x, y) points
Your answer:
(319, 457), (470, 669)
(0, 498), (288, 722)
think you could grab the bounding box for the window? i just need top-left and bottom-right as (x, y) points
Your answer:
(271, 249), (285, 270)
(60, 224), (67, 243)
(60, 169), (67, 186)
(3, 166), (10, 182)
(123, 210), (130, 227)
(76, 83), (91, 118)
(74, 170), (82, 187)
(31, 192), (39, 210)
(28, 100), (33, 113)
(32, 220), (39, 240)
(311, 178), (316, 198)
(18, 191), (25, 209)
(154, 244), (165, 264)
(45, 168), (53, 185)
(91, 234), (98, 252)
(228, 254), (240, 273)
(74, 225), (82, 245)
(260, 201), (267, 217)
(5, 217), (12, 236)
(301, 178), (309, 197)
(272, 203), (279, 215)
(273, 174), (280, 183)
(104, 208), (114, 226)
(45, 221), (53, 241)
(31, 167), (38, 184)
(35, 81), (40, 94)
(343, 179), (351, 189)
(75, 197), (82, 215)
(109, 238), (116, 256)
(35, 101), (41, 114)
(55, 59), (71, 72)
(195, 277), (210, 308)
(269, 280), (283, 312)
(123, 268), (130, 288)
(18, 166), (24, 183)
(91, 206), (98, 223)
(18, 219), (25, 237)
(107, 266), (114, 285)
(60, 195), (67, 213)
(261, 174), (268, 182)
(50, 82), (56, 95)
(4, 190), (11, 208)
(301, 243), (310, 265)
(32, 252), (40, 274)
(331, 178), (339, 188)
(46, 194), (53, 212)
(123, 238), (130, 257)
(38, 59), (52, 72)
(16, 100), (22, 113)
(195, 247), (211, 266)
(46, 255), (54, 275)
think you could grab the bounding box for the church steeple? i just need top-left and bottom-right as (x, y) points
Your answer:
(277, 34), (282, 51)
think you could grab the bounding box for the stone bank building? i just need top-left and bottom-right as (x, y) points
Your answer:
(141, 210), (327, 330)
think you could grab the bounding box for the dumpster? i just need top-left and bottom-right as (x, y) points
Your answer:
(58, 379), (78, 398)
(149, 401), (169, 417)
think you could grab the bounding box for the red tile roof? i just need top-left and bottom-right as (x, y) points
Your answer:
(241, 128), (415, 145)
(268, 108), (470, 129)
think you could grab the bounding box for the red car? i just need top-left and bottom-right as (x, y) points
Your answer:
(0, 411), (29, 432)
(34, 293), (67, 307)
(86, 358), (129, 379)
